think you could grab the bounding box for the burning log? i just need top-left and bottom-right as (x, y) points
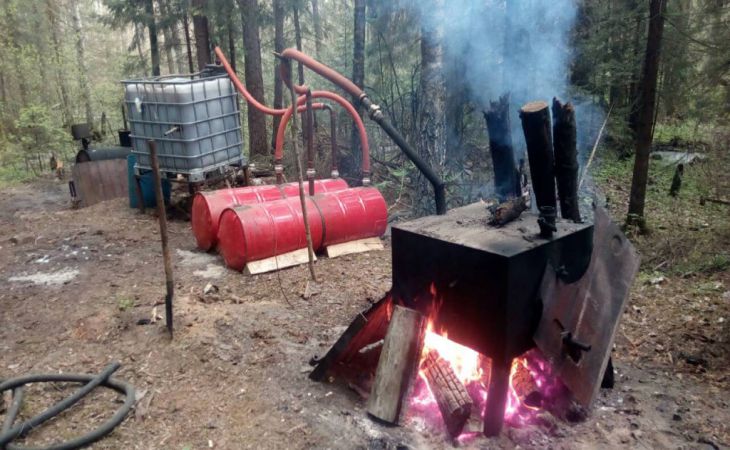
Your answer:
(519, 101), (557, 238)
(488, 195), (528, 226)
(483, 94), (520, 201)
(367, 305), (426, 425)
(422, 351), (473, 438)
(552, 98), (581, 222)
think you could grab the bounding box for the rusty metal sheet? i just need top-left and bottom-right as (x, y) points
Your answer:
(71, 159), (129, 207)
(534, 205), (639, 407)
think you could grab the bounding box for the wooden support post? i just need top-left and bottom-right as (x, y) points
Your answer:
(367, 305), (426, 425)
(520, 101), (557, 238)
(483, 94), (519, 201)
(552, 98), (581, 222)
(148, 140), (174, 337)
(134, 174), (145, 214)
(483, 357), (511, 437)
(422, 350), (473, 438)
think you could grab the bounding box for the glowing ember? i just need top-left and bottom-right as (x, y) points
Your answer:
(409, 317), (559, 438)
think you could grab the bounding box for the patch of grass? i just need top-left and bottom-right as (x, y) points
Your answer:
(117, 297), (135, 311)
(0, 164), (35, 187)
(594, 136), (730, 277)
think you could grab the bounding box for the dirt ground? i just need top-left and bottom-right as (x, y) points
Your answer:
(0, 176), (727, 449)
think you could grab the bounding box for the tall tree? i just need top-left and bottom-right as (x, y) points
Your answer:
(416, 0), (446, 214)
(145, 0), (161, 76)
(45, 0), (73, 126)
(192, 0), (211, 70)
(348, 0), (366, 180)
(271, 0), (286, 150)
(311, 0), (323, 60)
(182, 14), (195, 73)
(70, 0), (93, 127)
(627, 0), (667, 227)
(239, 0), (268, 157)
(158, 0), (179, 74)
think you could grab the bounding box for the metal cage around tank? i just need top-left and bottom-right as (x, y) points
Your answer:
(122, 73), (245, 182)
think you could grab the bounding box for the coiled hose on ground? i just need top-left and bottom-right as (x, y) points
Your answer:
(0, 362), (135, 450)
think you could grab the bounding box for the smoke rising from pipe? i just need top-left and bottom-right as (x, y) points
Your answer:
(410, 0), (604, 195)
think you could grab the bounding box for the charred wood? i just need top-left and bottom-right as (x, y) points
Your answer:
(484, 94), (519, 201)
(488, 195), (528, 226)
(422, 351), (473, 438)
(552, 98), (581, 222)
(520, 101), (557, 238)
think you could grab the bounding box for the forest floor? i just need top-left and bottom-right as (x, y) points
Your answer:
(0, 138), (728, 449)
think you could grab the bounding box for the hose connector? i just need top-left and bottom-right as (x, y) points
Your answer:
(362, 176), (371, 186)
(330, 169), (340, 179)
(306, 168), (316, 179)
(274, 163), (284, 184)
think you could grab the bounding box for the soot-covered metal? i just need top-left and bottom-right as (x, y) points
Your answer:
(391, 202), (593, 434)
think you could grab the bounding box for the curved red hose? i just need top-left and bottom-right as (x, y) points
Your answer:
(214, 47), (287, 116)
(275, 91), (370, 176)
(280, 48), (364, 99)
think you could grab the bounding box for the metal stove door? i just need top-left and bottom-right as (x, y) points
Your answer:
(534, 206), (639, 407)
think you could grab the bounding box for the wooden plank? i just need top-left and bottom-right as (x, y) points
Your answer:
(325, 237), (384, 258)
(367, 305), (426, 425)
(243, 248), (317, 275)
(309, 295), (392, 382)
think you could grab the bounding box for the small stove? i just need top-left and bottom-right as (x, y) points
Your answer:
(391, 202), (593, 434)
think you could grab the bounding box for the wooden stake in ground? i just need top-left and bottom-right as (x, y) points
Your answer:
(367, 305), (426, 424)
(552, 98), (581, 222)
(422, 350), (473, 438)
(284, 61), (317, 282)
(147, 140), (174, 336)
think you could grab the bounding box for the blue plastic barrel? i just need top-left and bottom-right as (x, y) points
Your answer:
(127, 154), (171, 208)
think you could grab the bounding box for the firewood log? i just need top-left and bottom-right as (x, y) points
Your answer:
(422, 351), (473, 438)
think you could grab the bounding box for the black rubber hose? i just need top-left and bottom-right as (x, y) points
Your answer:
(1, 388), (23, 435)
(0, 364), (135, 450)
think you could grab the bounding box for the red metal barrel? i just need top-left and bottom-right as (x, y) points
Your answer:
(191, 178), (348, 250)
(217, 187), (387, 271)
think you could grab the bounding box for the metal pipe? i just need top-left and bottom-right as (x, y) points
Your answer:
(321, 104), (339, 178)
(279, 48), (446, 214)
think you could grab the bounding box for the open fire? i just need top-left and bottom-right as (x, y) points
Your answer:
(408, 316), (565, 441)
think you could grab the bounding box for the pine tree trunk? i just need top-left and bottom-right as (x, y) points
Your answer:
(292, 3), (305, 85)
(416, 0), (446, 215)
(192, 0), (211, 70)
(183, 15), (194, 73)
(271, 0), (285, 151)
(145, 0), (161, 76)
(627, 0), (667, 227)
(159, 0), (178, 74)
(71, 0), (93, 127)
(239, 0), (268, 157)
(347, 0), (366, 181)
(311, 0), (323, 60)
(46, 0), (73, 126)
(227, 23), (236, 72)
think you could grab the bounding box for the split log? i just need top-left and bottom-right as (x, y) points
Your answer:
(483, 94), (520, 201)
(488, 195), (528, 226)
(367, 305), (426, 425)
(552, 98), (581, 222)
(309, 295), (392, 382)
(519, 101), (557, 238)
(422, 351), (473, 438)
